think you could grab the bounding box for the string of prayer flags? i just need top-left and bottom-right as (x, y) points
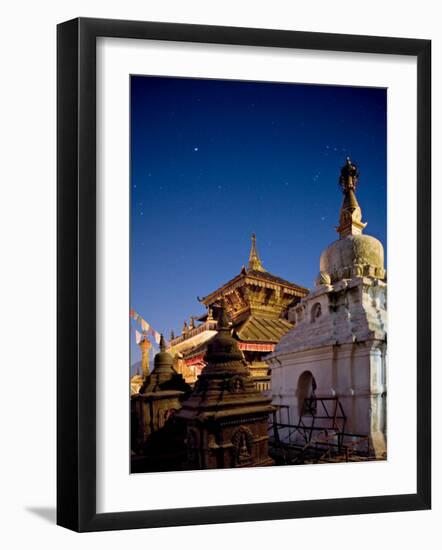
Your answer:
(150, 327), (161, 345)
(130, 308), (163, 347)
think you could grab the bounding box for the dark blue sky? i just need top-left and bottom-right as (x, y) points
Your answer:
(130, 76), (386, 363)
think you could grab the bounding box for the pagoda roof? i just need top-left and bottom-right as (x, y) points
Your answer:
(200, 267), (308, 305)
(200, 235), (309, 305)
(171, 314), (294, 360)
(234, 315), (293, 343)
(246, 269), (305, 288)
(170, 322), (218, 355)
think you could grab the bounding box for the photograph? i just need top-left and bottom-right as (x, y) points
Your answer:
(0, 0), (434, 541)
(129, 75), (388, 473)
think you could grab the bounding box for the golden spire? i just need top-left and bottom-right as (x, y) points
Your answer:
(248, 233), (266, 272)
(337, 157), (367, 239)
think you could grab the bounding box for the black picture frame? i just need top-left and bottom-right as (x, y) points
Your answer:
(57, 17), (431, 532)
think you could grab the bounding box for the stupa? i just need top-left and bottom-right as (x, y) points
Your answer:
(176, 303), (275, 469)
(131, 334), (190, 455)
(267, 158), (387, 458)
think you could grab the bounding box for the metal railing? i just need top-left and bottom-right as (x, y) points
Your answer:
(269, 397), (373, 463)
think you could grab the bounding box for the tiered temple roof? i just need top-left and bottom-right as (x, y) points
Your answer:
(169, 235), (309, 381)
(235, 316), (294, 343)
(199, 234), (307, 324)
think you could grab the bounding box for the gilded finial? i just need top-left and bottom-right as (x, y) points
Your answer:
(248, 233), (265, 272)
(336, 158), (367, 239)
(339, 157), (359, 192)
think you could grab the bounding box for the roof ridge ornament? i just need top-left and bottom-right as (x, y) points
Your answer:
(337, 157), (367, 239)
(248, 233), (266, 272)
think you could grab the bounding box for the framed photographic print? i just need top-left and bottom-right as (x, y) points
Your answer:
(57, 17), (431, 532)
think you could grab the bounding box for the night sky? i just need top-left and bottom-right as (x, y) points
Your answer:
(130, 76), (386, 365)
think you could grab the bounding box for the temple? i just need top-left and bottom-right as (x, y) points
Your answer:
(169, 235), (308, 387)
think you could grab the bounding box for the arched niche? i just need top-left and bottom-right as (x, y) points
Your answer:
(310, 302), (322, 323)
(297, 370), (317, 416)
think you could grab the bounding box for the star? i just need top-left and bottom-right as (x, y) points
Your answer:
(194, 147), (199, 152)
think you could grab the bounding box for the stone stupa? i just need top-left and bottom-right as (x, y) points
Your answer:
(176, 302), (275, 469)
(267, 158), (387, 458)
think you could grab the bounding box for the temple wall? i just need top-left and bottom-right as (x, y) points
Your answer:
(270, 341), (386, 456)
(268, 277), (387, 458)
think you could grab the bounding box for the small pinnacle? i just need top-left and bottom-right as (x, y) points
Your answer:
(248, 233), (265, 272)
(159, 334), (166, 351)
(217, 302), (230, 331)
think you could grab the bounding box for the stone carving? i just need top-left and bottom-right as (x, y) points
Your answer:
(228, 376), (245, 393)
(232, 426), (254, 465)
